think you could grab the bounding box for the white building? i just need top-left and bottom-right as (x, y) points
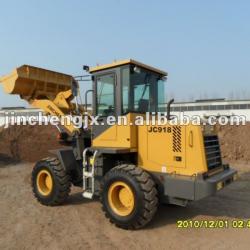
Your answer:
(166, 99), (250, 121)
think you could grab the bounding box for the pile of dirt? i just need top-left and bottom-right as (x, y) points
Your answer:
(0, 125), (64, 163)
(217, 123), (250, 164)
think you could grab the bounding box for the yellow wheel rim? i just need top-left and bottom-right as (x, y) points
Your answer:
(108, 181), (135, 216)
(36, 169), (53, 196)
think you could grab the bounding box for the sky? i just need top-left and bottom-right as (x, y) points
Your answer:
(0, 0), (250, 107)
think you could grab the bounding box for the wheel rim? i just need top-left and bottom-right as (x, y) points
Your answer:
(36, 169), (53, 196)
(108, 181), (135, 216)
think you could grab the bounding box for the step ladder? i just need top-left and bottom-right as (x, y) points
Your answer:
(82, 148), (98, 199)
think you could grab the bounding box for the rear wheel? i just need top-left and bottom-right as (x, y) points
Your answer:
(32, 157), (71, 206)
(100, 164), (158, 229)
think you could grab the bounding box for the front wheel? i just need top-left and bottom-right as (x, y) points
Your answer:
(31, 157), (71, 206)
(100, 164), (158, 229)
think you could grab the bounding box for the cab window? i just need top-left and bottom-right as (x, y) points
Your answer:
(121, 66), (166, 114)
(96, 74), (115, 116)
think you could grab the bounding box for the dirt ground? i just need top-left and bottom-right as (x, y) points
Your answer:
(0, 161), (250, 250)
(1, 124), (250, 249)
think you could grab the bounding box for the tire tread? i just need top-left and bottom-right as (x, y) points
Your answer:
(100, 164), (158, 229)
(32, 157), (71, 206)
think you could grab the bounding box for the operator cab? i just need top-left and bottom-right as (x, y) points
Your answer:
(89, 59), (168, 117)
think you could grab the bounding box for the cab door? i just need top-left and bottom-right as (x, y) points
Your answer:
(92, 72), (117, 141)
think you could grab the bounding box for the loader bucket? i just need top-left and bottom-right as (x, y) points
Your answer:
(0, 65), (73, 100)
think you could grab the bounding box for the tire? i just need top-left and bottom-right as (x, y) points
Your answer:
(31, 157), (71, 206)
(100, 164), (158, 229)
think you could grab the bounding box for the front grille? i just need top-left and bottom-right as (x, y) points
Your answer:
(204, 135), (222, 170)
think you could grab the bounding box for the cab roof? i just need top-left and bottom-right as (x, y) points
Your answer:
(89, 59), (168, 76)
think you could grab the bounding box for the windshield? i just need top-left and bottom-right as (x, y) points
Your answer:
(122, 66), (166, 114)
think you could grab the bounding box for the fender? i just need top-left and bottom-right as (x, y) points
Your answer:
(49, 148), (78, 174)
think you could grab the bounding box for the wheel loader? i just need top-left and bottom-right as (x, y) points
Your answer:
(0, 59), (237, 229)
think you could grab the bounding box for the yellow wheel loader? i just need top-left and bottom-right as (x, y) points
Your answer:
(0, 60), (237, 229)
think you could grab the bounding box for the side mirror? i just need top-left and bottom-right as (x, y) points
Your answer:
(85, 89), (94, 111)
(71, 79), (79, 97)
(167, 98), (174, 120)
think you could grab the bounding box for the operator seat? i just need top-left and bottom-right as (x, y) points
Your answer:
(138, 99), (149, 113)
